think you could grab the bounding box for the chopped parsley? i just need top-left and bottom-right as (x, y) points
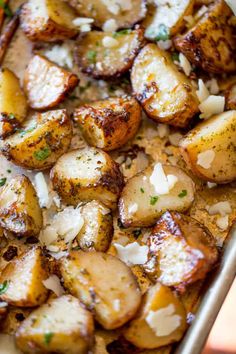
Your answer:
(44, 332), (54, 345)
(87, 50), (97, 64)
(140, 187), (145, 193)
(34, 147), (51, 161)
(8, 113), (15, 119)
(155, 24), (169, 41)
(132, 229), (142, 238)
(150, 196), (159, 205)
(178, 190), (188, 198)
(171, 52), (180, 62)
(7, 169), (11, 173)
(113, 29), (131, 38)
(0, 280), (9, 295)
(0, 177), (6, 186)
(0, 0), (13, 18)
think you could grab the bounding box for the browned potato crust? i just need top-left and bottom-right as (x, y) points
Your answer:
(20, 0), (78, 42)
(74, 28), (145, 79)
(144, 211), (218, 291)
(0, 175), (43, 237)
(73, 96), (142, 151)
(50, 147), (124, 210)
(1, 110), (72, 171)
(225, 83), (236, 110)
(15, 295), (94, 354)
(68, 0), (146, 29)
(0, 247), (49, 307)
(174, 0), (236, 74)
(60, 251), (141, 330)
(24, 55), (78, 110)
(131, 44), (199, 127)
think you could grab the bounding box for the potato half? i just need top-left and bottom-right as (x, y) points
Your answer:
(124, 282), (187, 349)
(179, 110), (236, 183)
(0, 247), (48, 307)
(73, 96), (142, 151)
(60, 251), (141, 330)
(174, 0), (236, 73)
(50, 147), (124, 210)
(144, 0), (194, 40)
(24, 55), (79, 110)
(15, 295), (94, 354)
(74, 28), (145, 79)
(0, 68), (27, 138)
(144, 211), (218, 291)
(68, 0), (146, 29)
(20, 0), (78, 42)
(0, 175), (43, 237)
(78, 200), (113, 252)
(131, 44), (199, 127)
(1, 110), (72, 170)
(119, 163), (195, 227)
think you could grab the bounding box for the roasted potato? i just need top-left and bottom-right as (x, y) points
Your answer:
(225, 84), (236, 110)
(144, 0), (194, 40)
(1, 110), (72, 170)
(174, 0), (236, 73)
(74, 28), (145, 79)
(180, 110), (236, 183)
(124, 282), (187, 349)
(60, 251), (141, 330)
(0, 68), (27, 138)
(68, 0), (146, 29)
(73, 97), (142, 151)
(24, 55), (79, 110)
(50, 147), (124, 210)
(78, 201), (113, 252)
(0, 247), (49, 307)
(0, 175), (43, 237)
(20, 0), (78, 42)
(119, 163), (195, 227)
(131, 44), (199, 127)
(144, 211), (218, 291)
(15, 295), (94, 354)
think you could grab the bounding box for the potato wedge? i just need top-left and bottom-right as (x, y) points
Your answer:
(60, 251), (141, 330)
(78, 201), (113, 252)
(131, 44), (199, 127)
(0, 247), (49, 307)
(74, 28), (145, 79)
(174, 0), (236, 73)
(73, 97), (142, 151)
(180, 110), (236, 183)
(68, 0), (146, 29)
(144, 0), (194, 40)
(24, 55), (79, 110)
(20, 0), (78, 42)
(225, 84), (236, 110)
(119, 163), (195, 228)
(50, 147), (124, 210)
(0, 175), (42, 237)
(124, 282), (187, 349)
(0, 68), (27, 138)
(144, 211), (218, 291)
(1, 110), (72, 170)
(15, 295), (94, 354)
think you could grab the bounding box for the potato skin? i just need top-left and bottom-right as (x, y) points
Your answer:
(24, 55), (79, 110)
(179, 110), (236, 183)
(144, 211), (218, 292)
(73, 97), (142, 151)
(15, 295), (94, 354)
(50, 147), (124, 210)
(1, 110), (72, 171)
(131, 43), (199, 127)
(0, 175), (43, 237)
(0, 247), (49, 307)
(174, 0), (236, 74)
(225, 84), (236, 110)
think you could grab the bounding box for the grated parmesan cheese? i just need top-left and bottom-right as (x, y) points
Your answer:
(34, 172), (51, 209)
(102, 36), (119, 48)
(169, 132), (183, 146)
(150, 163), (178, 195)
(196, 79), (209, 103)
(207, 182), (217, 189)
(208, 201), (232, 216)
(199, 95), (225, 119)
(44, 44), (73, 69)
(157, 124), (170, 138)
(206, 78), (219, 95)
(42, 275), (65, 297)
(179, 53), (192, 76)
(216, 215), (229, 231)
(197, 150), (215, 169)
(114, 242), (149, 266)
(102, 19), (118, 32)
(72, 17), (94, 26)
(158, 40), (172, 51)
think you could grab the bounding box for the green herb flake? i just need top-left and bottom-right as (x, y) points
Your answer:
(7, 169), (11, 173)
(155, 24), (169, 41)
(113, 29), (131, 38)
(150, 196), (159, 205)
(140, 187), (145, 193)
(0, 0), (13, 18)
(44, 332), (54, 345)
(87, 50), (97, 64)
(0, 280), (9, 295)
(0, 177), (7, 186)
(171, 52), (180, 62)
(178, 189), (187, 198)
(34, 147), (51, 161)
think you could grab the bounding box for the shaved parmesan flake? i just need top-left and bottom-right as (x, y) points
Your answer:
(146, 304), (181, 337)
(216, 215), (229, 231)
(114, 242), (149, 266)
(206, 78), (219, 95)
(208, 202), (232, 216)
(196, 79), (209, 103)
(42, 275), (65, 297)
(199, 95), (225, 119)
(44, 44), (73, 69)
(34, 172), (51, 209)
(102, 19), (118, 32)
(197, 150), (215, 169)
(179, 53), (192, 76)
(39, 226), (57, 246)
(102, 36), (119, 48)
(150, 163), (178, 195)
(72, 17), (94, 26)
(225, 0), (236, 15)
